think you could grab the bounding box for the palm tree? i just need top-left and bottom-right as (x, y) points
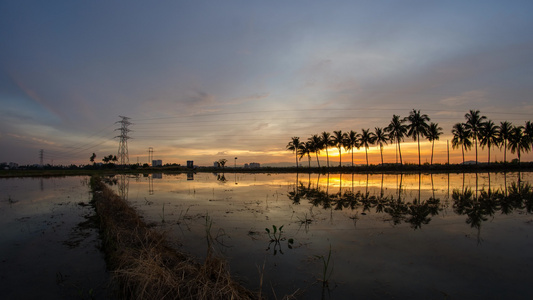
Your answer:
(298, 141), (313, 168)
(374, 127), (389, 165)
(344, 130), (360, 167)
(308, 134), (323, 168)
(426, 122), (443, 165)
(479, 120), (500, 165)
(358, 128), (376, 167)
(525, 121), (533, 146)
(405, 109), (430, 166)
(385, 114), (408, 165)
(451, 123), (473, 164)
(498, 121), (513, 163)
(321, 132), (333, 168)
(508, 126), (531, 165)
(287, 137), (304, 169)
(464, 110), (487, 165)
(332, 130), (347, 167)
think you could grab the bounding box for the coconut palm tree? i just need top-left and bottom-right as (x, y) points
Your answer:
(405, 109), (430, 166)
(344, 130), (360, 167)
(426, 122), (443, 165)
(498, 121), (513, 163)
(321, 131), (333, 168)
(298, 141), (313, 168)
(525, 121), (533, 146)
(385, 114), (408, 165)
(332, 130), (347, 167)
(451, 123), (473, 164)
(308, 134), (323, 168)
(479, 120), (500, 165)
(287, 137), (304, 169)
(464, 110), (487, 165)
(508, 125), (531, 165)
(358, 128), (376, 167)
(374, 127), (389, 165)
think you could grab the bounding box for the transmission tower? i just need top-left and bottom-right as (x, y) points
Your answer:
(148, 147), (154, 165)
(115, 116), (132, 165)
(39, 149), (44, 166)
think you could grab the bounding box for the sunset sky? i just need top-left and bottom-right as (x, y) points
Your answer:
(1, 1), (533, 167)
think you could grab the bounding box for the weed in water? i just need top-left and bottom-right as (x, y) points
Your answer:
(315, 244), (334, 288)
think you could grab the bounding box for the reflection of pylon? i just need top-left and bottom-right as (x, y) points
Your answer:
(118, 174), (129, 200)
(115, 116), (132, 165)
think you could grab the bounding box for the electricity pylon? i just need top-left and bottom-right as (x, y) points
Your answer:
(115, 116), (132, 165)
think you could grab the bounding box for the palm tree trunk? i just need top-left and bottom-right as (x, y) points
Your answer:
(315, 152), (320, 168)
(398, 141), (403, 165)
(475, 136), (478, 164)
(462, 146), (465, 164)
(365, 148), (369, 167)
(431, 141), (434, 165)
(488, 145), (491, 165)
(417, 133), (421, 167)
(325, 148), (329, 168)
(295, 153), (298, 169)
(380, 146), (384, 165)
(351, 149), (354, 167)
(338, 148), (342, 167)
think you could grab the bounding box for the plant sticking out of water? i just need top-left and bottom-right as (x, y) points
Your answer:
(265, 225), (294, 255)
(315, 244), (334, 288)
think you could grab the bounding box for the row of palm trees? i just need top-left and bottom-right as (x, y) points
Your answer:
(286, 109), (533, 168)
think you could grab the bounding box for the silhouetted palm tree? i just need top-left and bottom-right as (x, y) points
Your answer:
(498, 121), (513, 163)
(479, 120), (500, 165)
(332, 130), (347, 167)
(426, 122), (443, 165)
(308, 134), (323, 168)
(464, 110), (487, 165)
(299, 141), (313, 168)
(344, 130), (360, 167)
(358, 128), (376, 167)
(287, 137), (304, 168)
(405, 109), (430, 166)
(374, 127), (389, 165)
(451, 123), (472, 164)
(385, 114), (408, 165)
(525, 121), (533, 146)
(508, 126), (531, 165)
(321, 132), (333, 168)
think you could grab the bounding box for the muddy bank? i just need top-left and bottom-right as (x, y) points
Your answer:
(90, 176), (259, 300)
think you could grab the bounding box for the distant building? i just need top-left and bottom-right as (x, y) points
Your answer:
(245, 162), (260, 169)
(152, 160), (162, 167)
(187, 160), (194, 168)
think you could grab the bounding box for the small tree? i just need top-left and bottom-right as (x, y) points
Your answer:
(90, 153), (96, 163)
(218, 158), (228, 170)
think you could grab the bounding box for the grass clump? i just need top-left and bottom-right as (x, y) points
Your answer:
(90, 176), (257, 300)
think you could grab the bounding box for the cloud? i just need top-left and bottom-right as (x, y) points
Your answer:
(439, 90), (487, 107)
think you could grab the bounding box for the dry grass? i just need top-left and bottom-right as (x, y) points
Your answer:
(91, 177), (257, 300)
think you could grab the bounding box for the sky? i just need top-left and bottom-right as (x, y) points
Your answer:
(1, 0), (533, 167)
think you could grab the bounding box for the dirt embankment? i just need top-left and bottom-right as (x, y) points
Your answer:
(90, 177), (258, 300)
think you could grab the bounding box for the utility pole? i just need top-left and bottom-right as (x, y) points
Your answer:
(115, 116), (132, 165)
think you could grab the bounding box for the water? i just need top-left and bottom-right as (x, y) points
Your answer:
(120, 172), (533, 299)
(0, 176), (110, 299)
(1, 172), (532, 299)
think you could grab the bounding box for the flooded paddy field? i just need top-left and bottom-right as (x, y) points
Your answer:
(120, 172), (533, 299)
(1, 172), (533, 299)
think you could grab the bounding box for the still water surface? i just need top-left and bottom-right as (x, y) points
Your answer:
(1, 172), (532, 299)
(118, 172), (533, 299)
